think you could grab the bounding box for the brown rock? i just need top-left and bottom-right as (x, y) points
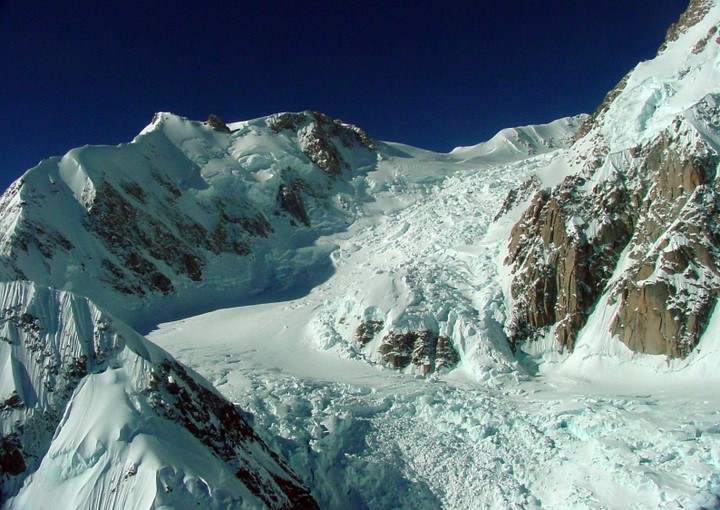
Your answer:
(277, 182), (310, 227)
(206, 114), (231, 133)
(268, 111), (376, 177)
(611, 281), (715, 358)
(355, 320), (384, 345)
(507, 98), (720, 358)
(377, 330), (460, 374)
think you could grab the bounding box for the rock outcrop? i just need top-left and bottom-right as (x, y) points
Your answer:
(507, 96), (720, 357)
(278, 181), (311, 227)
(608, 117), (720, 357)
(378, 330), (460, 375)
(505, 162), (637, 352)
(503, 0), (720, 358)
(205, 114), (231, 132)
(268, 111), (376, 177)
(355, 319), (384, 346)
(662, 0), (714, 51)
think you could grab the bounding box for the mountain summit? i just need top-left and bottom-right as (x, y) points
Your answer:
(0, 111), (377, 327)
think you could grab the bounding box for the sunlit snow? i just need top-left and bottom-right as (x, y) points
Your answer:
(4, 3), (720, 508)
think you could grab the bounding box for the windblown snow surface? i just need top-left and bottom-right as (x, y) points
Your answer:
(149, 133), (720, 509)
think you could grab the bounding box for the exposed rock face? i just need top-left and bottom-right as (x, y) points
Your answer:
(205, 114), (231, 132)
(355, 319), (384, 345)
(506, 92), (720, 358)
(278, 181), (311, 227)
(502, 0), (720, 359)
(269, 111), (376, 176)
(149, 359), (319, 509)
(0, 298), (113, 499)
(500, 0), (720, 357)
(661, 0), (714, 51)
(85, 181), (205, 295)
(434, 335), (461, 372)
(505, 165), (637, 352)
(608, 120), (720, 357)
(378, 330), (460, 375)
(0, 435), (25, 478)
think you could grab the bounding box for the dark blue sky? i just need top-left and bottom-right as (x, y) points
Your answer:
(1, 1), (688, 192)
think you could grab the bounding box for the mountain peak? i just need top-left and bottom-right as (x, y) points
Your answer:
(0, 110), (380, 329)
(573, 0), (720, 153)
(450, 115), (587, 164)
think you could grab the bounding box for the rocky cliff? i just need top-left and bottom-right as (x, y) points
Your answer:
(503, 0), (720, 358)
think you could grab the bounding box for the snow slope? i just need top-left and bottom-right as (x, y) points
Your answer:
(450, 116), (584, 165)
(0, 281), (317, 509)
(149, 292), (720, 509)
(0, 111), (377, 329)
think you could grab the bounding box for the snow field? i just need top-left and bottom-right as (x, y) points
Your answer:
(150, 69), (720, 505)
(151, 304), (720, 509)
(149, 126), (720, 508)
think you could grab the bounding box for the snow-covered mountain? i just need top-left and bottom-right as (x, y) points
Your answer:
(0, 105), (584, 508)
(450, 117), (583, 165)
(502, 0), (720, 368)
(0, 281), (317, 509)
(2, 1), (720, 508)
(0, 104), (582, 377)
(0, 111), (377, 328)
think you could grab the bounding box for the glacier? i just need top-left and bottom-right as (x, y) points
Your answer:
(2, 1), (720, 508)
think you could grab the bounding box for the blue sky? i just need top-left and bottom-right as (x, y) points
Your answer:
(0, 1), (688, 191)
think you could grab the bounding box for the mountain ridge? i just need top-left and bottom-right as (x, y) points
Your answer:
(0, 109), (581, 334)
(0, 281), (318, 509)
(503, 0), (720, 363)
